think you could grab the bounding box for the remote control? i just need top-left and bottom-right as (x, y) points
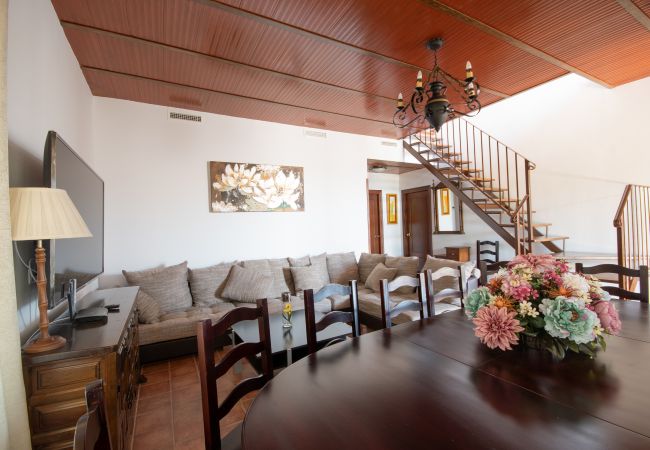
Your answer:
(105, 304), (120, 311)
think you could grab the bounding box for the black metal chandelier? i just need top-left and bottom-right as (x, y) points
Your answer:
(393, 37), (481, 132)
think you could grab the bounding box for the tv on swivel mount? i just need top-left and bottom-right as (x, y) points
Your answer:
(43, 131), (104, 308)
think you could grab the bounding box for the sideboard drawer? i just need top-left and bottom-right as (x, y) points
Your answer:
(33, 358), (102, 393)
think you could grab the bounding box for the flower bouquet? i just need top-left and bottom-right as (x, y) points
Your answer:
(465, 254), (621, 359)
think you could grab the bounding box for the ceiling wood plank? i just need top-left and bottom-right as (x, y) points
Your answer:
(419, 0), (613, 88)
(61, 20), (398, 105)
(82, 65), (396, 126)
(194, 0), (510, 99)
(617, 0), (650, 31)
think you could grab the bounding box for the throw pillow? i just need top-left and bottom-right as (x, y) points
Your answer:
(288, 255), (311, 267)
(290, 266), (326, 294)
(122, 261), (192, 312)
(136, 290), (161, 324)
(327, 252), (360, 284)
(222, 265), (274, 302)
(188, 261), (237, 306)
(289, 253), (330, 287)
(358, 253), (386, 283)
(385, 256), (420, 293)
(241, 259), (292, 299)
(364, 263), (398, 292)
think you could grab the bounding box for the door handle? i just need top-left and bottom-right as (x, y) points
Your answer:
(406, 233), (411, 237)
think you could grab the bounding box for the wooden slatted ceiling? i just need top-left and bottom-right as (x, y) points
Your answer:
(51, 0), (650, 138)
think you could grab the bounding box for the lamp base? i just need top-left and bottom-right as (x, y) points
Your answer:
(24, 334), (66, 354)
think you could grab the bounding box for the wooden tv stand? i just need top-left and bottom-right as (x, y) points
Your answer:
(22, 286), (140, 450)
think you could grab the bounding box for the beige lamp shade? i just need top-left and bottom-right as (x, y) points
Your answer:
(9, 187), (92, 241)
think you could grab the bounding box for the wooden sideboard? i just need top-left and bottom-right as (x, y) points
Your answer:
(435, 246), (471, 262)
(22, 286), (140, 450)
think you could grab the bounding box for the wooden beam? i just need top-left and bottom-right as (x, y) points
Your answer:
(195, 0), (510, 99)
(616, 0), (650, 31)
(81, 66), (396, 126)
(418, 0), (614, 88)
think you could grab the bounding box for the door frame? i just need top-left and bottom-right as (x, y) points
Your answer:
(401, 186), (433, 257)
(367, 188), (384, 254)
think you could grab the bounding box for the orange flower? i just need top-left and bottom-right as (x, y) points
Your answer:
(549, 286), (574, 298)
(491, 296), (514, 310)
(487, 277), (503, 294)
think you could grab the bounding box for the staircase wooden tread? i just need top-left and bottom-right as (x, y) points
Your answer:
(501, 223), (552, 228)
(530, 236), (569, 243)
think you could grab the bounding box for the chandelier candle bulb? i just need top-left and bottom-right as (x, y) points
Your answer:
(397, 93), (404, 109)
(465, 61), (474, 80)
(416, 70), (423, 89)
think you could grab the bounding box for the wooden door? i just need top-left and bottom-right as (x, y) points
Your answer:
(368, 190), (383, 254)
(402, 187), (432, 262)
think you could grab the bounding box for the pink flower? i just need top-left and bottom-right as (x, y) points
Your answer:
(473, 306), (525, 351)
(592, 301), (622, 335)
(509, 254), (558, 274)
(501, 275), (535, 302)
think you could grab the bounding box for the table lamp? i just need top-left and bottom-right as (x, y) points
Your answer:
(10, 187), (92, 353)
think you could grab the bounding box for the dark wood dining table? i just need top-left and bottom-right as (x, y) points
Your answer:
(242, 300), (650, 449)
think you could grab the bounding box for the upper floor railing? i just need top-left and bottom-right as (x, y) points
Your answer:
(614, 184), (650, 287)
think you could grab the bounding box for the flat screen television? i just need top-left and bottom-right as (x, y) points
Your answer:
(43, 131), (104, 308)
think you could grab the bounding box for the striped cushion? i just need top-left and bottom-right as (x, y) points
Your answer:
(188, 261), (237, 306)
(327, 252), (359, 284)
(136, 291), (161, 324)
(222, 265), (273, 302)
(290, 266), (326, 293)
(123, 261), (192, 313)
(364, 263), (398, 292)
(358, 253), (386, 283)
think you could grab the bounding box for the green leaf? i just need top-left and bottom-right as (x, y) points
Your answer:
(530, 316), (545, 329)
(567, 341), (580, 353)
(600, 336), (607, 351)
(578, 344), (595, 357)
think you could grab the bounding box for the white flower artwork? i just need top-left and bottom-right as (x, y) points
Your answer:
(209, 161), (304, 212)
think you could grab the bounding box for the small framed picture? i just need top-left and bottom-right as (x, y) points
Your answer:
(440, 188), (450, 216)
(387, 193), (398, 224)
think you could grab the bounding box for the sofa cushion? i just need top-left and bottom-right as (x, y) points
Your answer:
(358, 289), (421, 324)
(139, 302), (235, 346)
(136, 291), (161, 324)
(122, 261), (192, 313)
(290, 266), (325, 293)
(384, 256), (419, 293)
(327, 252), (359, 284)
(358, 253), (386, 283)
(222, 265), (273, 302)
(364, 263), (398, 292)
(289, 253), (330, 287)
(189, 261), (237, 306)
(242, 258), (292, 298)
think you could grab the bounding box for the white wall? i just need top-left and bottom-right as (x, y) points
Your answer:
(92, 98), (404, 287)
(7, 0), (95, 339)
(367, 172), (402, 256)
(403, 74), (650, 261)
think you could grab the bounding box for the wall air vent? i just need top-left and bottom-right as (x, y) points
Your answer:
(381, 140), (398, 147)
(169, 111), (202, 123)
(303, 129), (327, 139)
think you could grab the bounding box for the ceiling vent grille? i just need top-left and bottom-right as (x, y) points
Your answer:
(169, 111), (202, 122)
(381, 140), (398, 147)
(304, 129), (327, 139)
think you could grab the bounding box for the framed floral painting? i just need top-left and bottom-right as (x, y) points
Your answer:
(209, 161), (304, 212)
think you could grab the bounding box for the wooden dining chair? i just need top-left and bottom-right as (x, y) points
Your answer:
(196, 299), (273, 450)
(479, 260), (510, 285)
(575, 263), (649, 303)
(73, 380), (111, 450)
(429, 266), (465, 308)
(304, 281), (360, 354)
(476, 239), (499, 264)
(379, 272), (431, 328)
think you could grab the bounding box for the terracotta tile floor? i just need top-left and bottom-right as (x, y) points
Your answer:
(132, 350), (260, 449)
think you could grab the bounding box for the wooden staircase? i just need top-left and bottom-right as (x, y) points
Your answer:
(403, 118), (568, 255)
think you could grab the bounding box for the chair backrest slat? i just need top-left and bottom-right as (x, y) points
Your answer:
(313, 283), (351, 302)
(575, 263), (649, 303)
(430, 266), (460, 280)
(430, 266), (465, 307)
(197, 299), (273, 449)
(380, 272), (430, 328)
(305, 280), (360, 354)
(477, 240), (499, 264)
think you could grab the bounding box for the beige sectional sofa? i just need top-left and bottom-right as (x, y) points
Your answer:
(122, 252), (473, 358)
